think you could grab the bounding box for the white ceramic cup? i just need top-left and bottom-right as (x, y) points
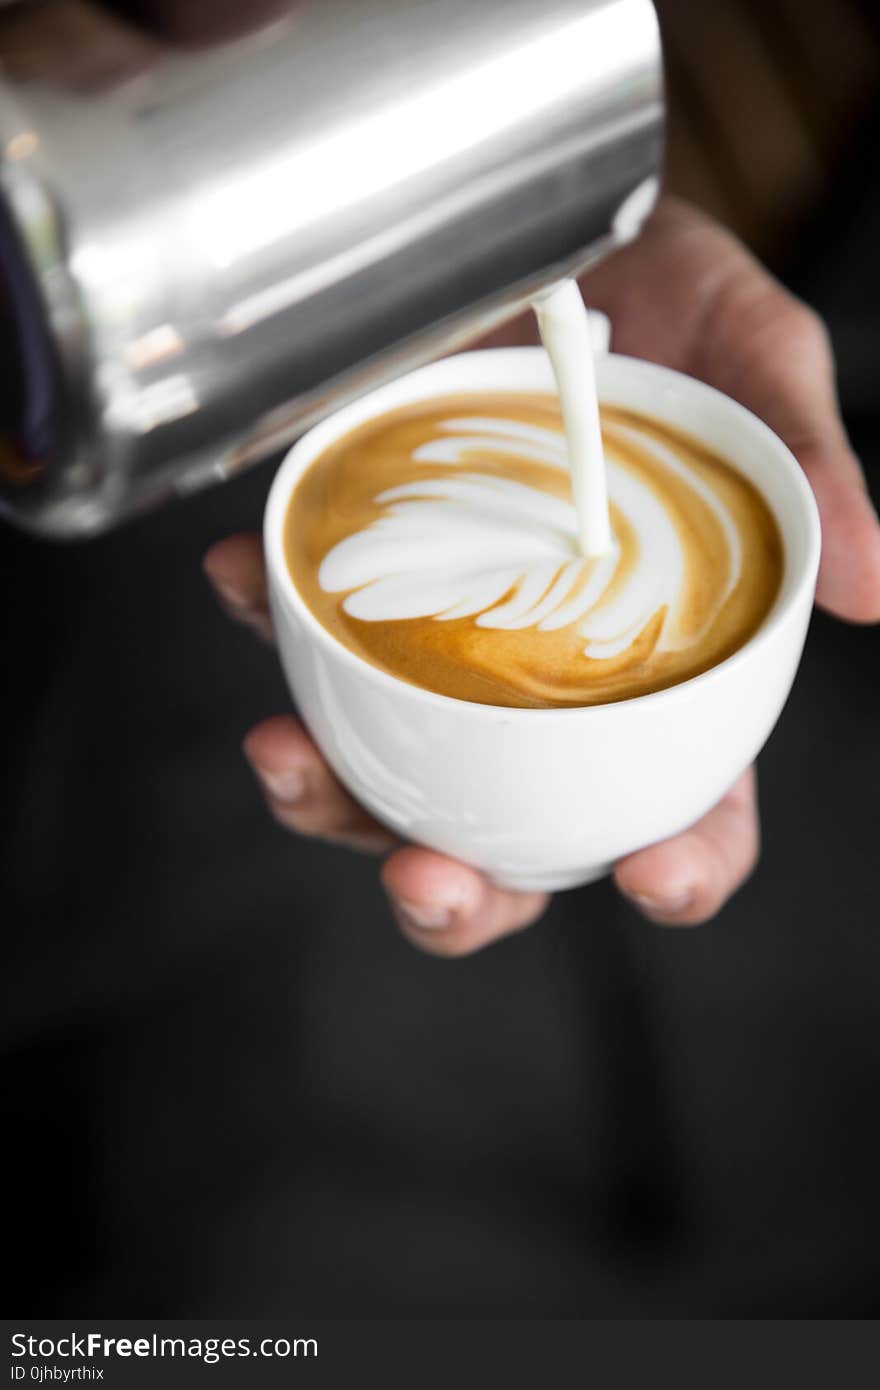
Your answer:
(264, 348), (821, 893)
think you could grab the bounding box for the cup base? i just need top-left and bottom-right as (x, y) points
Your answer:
(488, 862), (614, 894)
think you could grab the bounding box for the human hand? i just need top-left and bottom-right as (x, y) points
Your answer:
(204, 197), (880, 955)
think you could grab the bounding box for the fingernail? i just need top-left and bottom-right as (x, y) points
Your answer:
(202, 560), (236, 599)
(214, 581), (248, 612)
(630, 889), (694, 916)
(204, 564), (252, 614)
(252, 764), (307, 804)
(395, 898), (452, 931)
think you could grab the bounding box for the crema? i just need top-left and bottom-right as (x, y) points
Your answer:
(284, 393), (784, 708)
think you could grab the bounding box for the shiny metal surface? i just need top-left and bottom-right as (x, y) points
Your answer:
(0, 0), (663, 537)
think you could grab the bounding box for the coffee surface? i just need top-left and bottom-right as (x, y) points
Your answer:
(285, 393), (784, 708)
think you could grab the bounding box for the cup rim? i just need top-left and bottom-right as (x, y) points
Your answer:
(264, 348), (821, 720)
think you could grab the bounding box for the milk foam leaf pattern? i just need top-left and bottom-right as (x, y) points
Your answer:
(318, 416), (740, 661)
(286, 396), (782, 707)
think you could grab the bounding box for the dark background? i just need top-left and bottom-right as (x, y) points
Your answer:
(3, 0), (880, 1316)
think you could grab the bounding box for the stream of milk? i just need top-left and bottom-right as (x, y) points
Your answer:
(532, 279), (612, 557)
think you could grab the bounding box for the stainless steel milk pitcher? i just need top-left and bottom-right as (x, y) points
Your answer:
(0, 0), (664, 537)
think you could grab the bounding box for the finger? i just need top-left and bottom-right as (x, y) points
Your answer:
(203, 533), (274, 640)
(795, 434), (880, 623)
(580, 198), (880, 625)
(701, 263), (880, 624)
(244, 715), (396, 853)
(614, 766), (759, 925)
(381, 847), (548, 957)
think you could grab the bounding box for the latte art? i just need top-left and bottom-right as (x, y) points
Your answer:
(285, 393), (783, 707)
(319, 416), (740, 660)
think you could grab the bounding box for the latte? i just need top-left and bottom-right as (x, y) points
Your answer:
(284, 393), (784, 708)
